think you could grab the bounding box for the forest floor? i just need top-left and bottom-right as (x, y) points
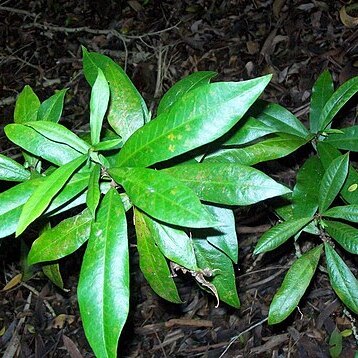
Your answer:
(0, 0), (358, 357)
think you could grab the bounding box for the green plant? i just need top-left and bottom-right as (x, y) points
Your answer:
(250, 70), (358, 324)
(0, 48), (293, 356)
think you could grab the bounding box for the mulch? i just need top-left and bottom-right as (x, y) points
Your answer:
(0, 0), (357, 356)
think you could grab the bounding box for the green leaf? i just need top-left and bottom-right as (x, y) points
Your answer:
(78, 188), (129, 358)
(318, 153), (349, 213)
(86, 164), (101, 218)
(0, 154), (30, 182)
(292, 156), (324, 218)
(92, 138), (122, 151)
(309, 70), (334, 133)
(325, 243), (358, 314)
(323, 205), (358, 223)
(90, 68), (110, 145)
(28, 209), (92, 264)
(14, 85), (40, 124)
(135, 208), (181, 303)
(253, 100), (309, 138)
(157, 71), (217, 115)
(317, 142), (358, 204)
(0, 178), (44, 238)
(325, 125), (358, 152)
(16, 155), (87, 236)
(37, 89), (67, 122)
(319, 76), (358, 131)
(205, 133), (307, 166)
(24, 121), (90, 154)
(329, 327), (343, 358)
(223, 116), (278, 146)
(204, 205), (238, 263)
(163, 162), (290, 205)
(5, 123), (83, 166)
(268, 245), (322, 324)
(193, 239), (240, 308)
(137, 211), (197, 270)
(109, 167), (218, 228)
(82, 47), (148, 143)
(44, 172), (90, 216)
(42, 263), (64, 290)
(323, 220), (358, 254)
(114, 75), (272, 167)
(254, 217), (313, 254)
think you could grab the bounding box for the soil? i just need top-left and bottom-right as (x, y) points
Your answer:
(0, 0), (358, 357)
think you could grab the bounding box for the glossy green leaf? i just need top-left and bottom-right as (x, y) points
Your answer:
(114, 75), (271, 167)
(86, 164), (101, 217)
(5, 124), (82, 166)
(92, 138), (122, 151)
(135, 208), (181, 303)
(325, 243), (358, 314)
(323, 205), (358, 223)
(83, 47), (148, 143)
(193, 239), (240, 308)
(44, 172), (90, 216)
(109, 167), (218, 228)
(37, 89), (67, 122)
(292, 156), (324, 218)
(138, 211), (197, 270)
(325, 126), (358, 152)
(28, 209), (92, 264)
(14, 85), (40, 124)
(223, 116), (278, 146)
(204, 205), (238, 263)
(318, 153), (349, 213)
(310, 70), (334, 133)
(0, 178), (44, 238)
(163, 162), (290, 205)
(254, 217), (313, 254)
(78, 188), (129, 358)
(16, 155), (87, 236)
(90, 68), (110, 145)
(268, 245), (322, 324)
(24, 121), (90, 154)
(157, 71), (217, 115)
(0, 154), (30, 182)
(253, 100), (309, 138)
(323, 220), (358, 254)
(319, 76), (358, 130)
(317, 142), (358, 204)
(205, 133), (307, 166)
(42, 263), (64, 289)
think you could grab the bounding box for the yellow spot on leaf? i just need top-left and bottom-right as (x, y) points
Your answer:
(348, 183), (358, 192)
(167, 133), (176, 141)
(168, 144), (175, 152)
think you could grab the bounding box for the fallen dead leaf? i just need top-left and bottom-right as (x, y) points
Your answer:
(340, 5), (358, 28)
(2, 273), (22, 291)
(52, 314), (76, 329)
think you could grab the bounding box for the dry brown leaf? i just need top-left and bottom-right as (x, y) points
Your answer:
(62, 335), (84, 358)
(273, 0), (286, 18)
(340, 6), (358, 28)
(52, 314), (76, 329)
(2, 273), (22, 291)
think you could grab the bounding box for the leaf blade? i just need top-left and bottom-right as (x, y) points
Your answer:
(90, 68), (110, 145)
(0, 154), (30, 182)
(109, 167), (218, 228)
(268, 245), (322, 324)
(325, 243), (358, 314)
(163, 162), (290, 205)
(318, 153), (349, 213)
(16, 155), (87, 236)
(14, 85), (40, 124)
(135, 208), (181, 303)
(254, 217), (313, 254)
(78, 188), (129, 358)
(37, 89), (67, 123)
(114, 75), (272, 167)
